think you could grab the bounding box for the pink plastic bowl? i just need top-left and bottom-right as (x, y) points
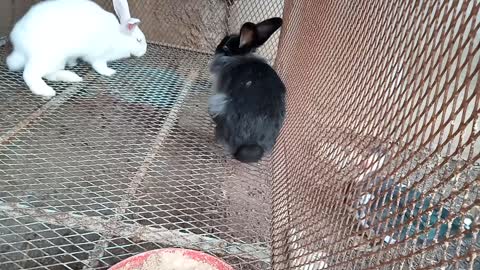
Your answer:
(108, 248), (234, 270)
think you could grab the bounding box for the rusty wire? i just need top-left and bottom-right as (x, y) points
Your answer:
(272, 0), (479, 269)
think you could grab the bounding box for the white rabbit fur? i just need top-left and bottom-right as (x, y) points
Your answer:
(6, 0), (147, 98)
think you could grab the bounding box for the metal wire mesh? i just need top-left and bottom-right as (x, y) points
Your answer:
(96, 0), (284, 63)
(0, 0), (285, 267)
(0, 41), (274, 269)
(272, 0), (479, 269)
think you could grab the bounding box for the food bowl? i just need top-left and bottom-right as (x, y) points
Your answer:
(108, 248), (234, 270)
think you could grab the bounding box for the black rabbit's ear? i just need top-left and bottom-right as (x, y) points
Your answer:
(255, 17), (283, 46)
(239, 22), (257, 48)
(218, 36), (230, 49)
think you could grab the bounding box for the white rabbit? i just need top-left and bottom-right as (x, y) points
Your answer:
(6, 0), (147, 98)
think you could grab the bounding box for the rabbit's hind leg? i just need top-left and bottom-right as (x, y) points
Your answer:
(44, 70), (83, 82)
(23, 59), (57, 97)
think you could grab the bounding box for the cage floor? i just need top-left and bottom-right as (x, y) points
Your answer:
(0, 44), (272, 270)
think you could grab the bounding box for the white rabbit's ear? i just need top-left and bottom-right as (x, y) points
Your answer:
(126, 18), (141, 32)
(113, 0), (132, 25)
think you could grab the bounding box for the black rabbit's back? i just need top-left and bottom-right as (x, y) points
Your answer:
(209, 17), (285, 162)
(226, 60), (284, 111)
(213, 56), (286, 155)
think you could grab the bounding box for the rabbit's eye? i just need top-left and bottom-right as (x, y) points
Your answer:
(136, 38), (142, 43)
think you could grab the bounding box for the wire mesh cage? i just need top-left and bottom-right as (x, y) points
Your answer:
(272, 0), (479, 269)
(0, 0), (479, 270)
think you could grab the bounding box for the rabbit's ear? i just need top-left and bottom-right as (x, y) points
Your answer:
(255, 17), (283, 46)
(126, 18), (140, 32)
(113, 0), (132, 25)
(239, 22), (257, 48)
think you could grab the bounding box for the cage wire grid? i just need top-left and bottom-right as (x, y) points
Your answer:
(271, 0), (479, 269)
(0, 1), (286, 270)
(0, 43), (274, 269)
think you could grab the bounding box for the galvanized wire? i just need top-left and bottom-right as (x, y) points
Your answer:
(0, 43), (273, 269)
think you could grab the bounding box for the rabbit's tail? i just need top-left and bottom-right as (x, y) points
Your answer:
(234, 144), (264, 163)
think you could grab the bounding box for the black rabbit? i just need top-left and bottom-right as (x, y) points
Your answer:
(208, 17), (285, 163)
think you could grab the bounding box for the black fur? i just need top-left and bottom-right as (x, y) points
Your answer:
(208, 17), (285, 163)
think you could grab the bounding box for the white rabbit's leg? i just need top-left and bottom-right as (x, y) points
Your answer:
(66, 58), (78, 68)
(23, 61), (56, 98)
(6, 50), (27, 72)
(91, 61), (116, 76)
(44, 70), (83, 82)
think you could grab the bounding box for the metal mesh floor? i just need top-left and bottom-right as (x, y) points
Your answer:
(0, 44), (272, 270)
